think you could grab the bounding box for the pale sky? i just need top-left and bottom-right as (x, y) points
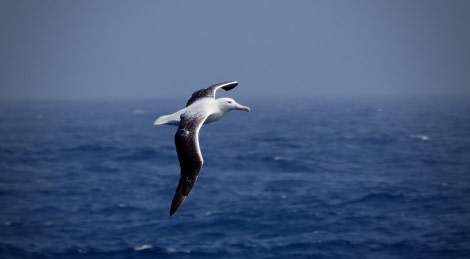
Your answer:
(1, 0), (469, 100)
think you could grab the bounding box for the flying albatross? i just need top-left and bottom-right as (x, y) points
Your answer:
(154, 81), (250, 216)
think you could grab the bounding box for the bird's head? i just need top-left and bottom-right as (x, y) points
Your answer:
(217, 98), (251, 112)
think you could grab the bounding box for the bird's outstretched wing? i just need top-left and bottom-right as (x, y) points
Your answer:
(170, 112), (209, 216)
(185, 81), (238, 107)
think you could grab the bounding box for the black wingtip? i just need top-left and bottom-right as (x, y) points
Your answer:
(220, 81), (238, 91)
(170, 194), (187, 216)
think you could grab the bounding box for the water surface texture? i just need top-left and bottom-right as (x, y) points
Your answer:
(1, 97), (469, 258)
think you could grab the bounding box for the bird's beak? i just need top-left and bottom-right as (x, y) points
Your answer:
(235, 103), (251, 112)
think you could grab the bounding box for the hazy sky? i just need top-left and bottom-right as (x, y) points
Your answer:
(1, 1), (469, 100)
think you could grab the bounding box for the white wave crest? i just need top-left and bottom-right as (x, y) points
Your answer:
(134, 244), (152, 251)
(409, 134), (430, 141)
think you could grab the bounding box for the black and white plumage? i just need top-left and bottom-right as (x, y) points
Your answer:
(154, 81), (250, 216)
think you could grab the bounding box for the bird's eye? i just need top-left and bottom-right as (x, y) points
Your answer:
(228, 101), (232, 104)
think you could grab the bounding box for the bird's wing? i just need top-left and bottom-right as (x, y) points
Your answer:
(185, 81), (238, 107)
(170, 112), (209, 216)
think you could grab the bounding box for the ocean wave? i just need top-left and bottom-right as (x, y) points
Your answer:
(0, 243), (42, 259)
(0, 146), (14, 155)
(233, 154), (314, 172)
(17, 244), (223, 258)
(134, 244), (152, 251)
(352, 133), (398, 146)
(263, 156), (313, 172)
(62, 144), (119, 153)
(409, 134), (431, 141)
(84, 163), (122, 173)
(342, 192), (408, 205)
(72, 203), (150, 215)
(113, 146), (158, 161)
(132, 109), (147, 115)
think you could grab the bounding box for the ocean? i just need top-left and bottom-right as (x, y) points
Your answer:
(0, 96), (469, 258)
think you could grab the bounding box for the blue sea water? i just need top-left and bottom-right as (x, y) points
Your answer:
(0, 96), (469, 258)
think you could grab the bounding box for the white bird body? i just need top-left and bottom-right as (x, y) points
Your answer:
(154, 97), (249, 126)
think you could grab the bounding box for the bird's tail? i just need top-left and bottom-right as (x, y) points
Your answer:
(154, 115), (172, 125)
(170, 176), (198, 216)
(154, 110), (184, 126)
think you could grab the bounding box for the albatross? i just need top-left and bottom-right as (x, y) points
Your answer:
(154, 81), (250, 216)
